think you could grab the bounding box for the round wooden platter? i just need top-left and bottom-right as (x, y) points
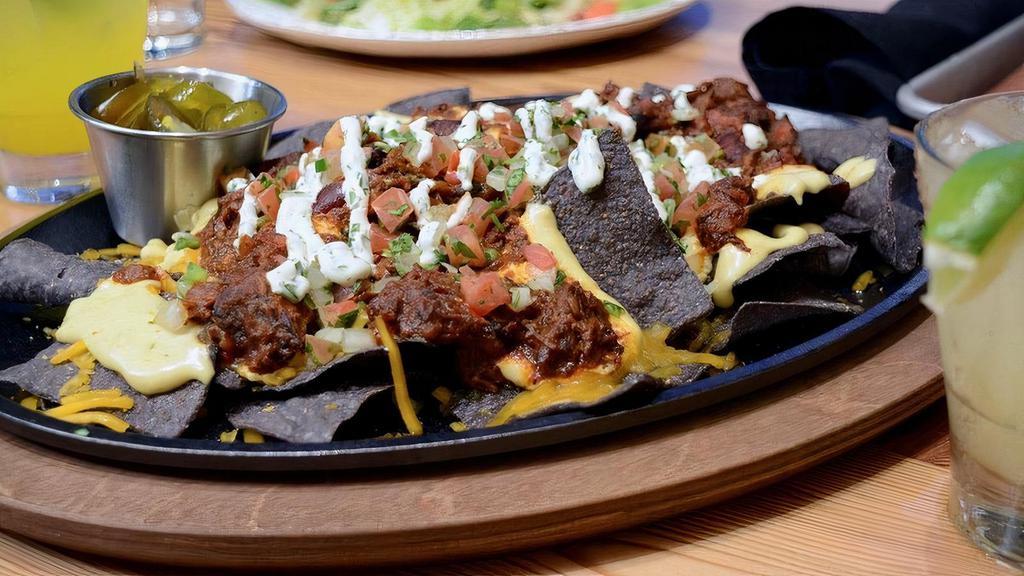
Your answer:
(0, 308), (943, 570)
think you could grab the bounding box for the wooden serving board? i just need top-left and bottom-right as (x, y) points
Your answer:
(0, 307), (943, 570)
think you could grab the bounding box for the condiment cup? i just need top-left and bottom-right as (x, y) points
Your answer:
(69, 66), (286, 245)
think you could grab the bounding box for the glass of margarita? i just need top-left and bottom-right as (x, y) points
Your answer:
(916, 92), (1024, 569)
(0, 1), (148, 203)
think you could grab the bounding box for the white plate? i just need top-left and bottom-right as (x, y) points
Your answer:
(224, 0), (698, 58)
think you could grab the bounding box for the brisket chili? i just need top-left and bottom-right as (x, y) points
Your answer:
(190, 188), (313, 374)
(111, 263), (161, 285)
(369, 267), (621, 392)
(688, 78), (803, 174)
(694, 176), (756, 254)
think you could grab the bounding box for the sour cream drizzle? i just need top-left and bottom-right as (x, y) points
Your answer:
(452, 110), (479, 147)
(628, 139), (668, 221)
(265, 118), (374, 300)
(408, 117), (434, 166)
(568, 129), (605, 193)
(523, 140), (559, 188)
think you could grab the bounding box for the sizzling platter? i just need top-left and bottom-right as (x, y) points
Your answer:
(0, 80), (924, 470)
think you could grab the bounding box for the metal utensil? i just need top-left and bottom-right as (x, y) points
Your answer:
(69, 66), (286, 245)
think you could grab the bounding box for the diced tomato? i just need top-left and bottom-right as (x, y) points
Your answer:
(321, 119), (345, 154)
(654, 173), (678, 201)
(509, 120), (525, 138)
(463, 197), (493, 236)
(318, 299), (358, 327)
(371, 187), (414, 233)
(369, 223), (397, 254)
(473, 155), (489, 182)
(522, 243), (557, 271)
(672, 193), (700, 233)
(444, 225), (487, 267)
(607, 99), (629, 115)
(508, 178), (534, 209)
(588, 115), (610, 129)
(446, 148), (461, 173)
(256, 185), (280, 221)
(580, 0), (616, 19)
(560, 100), (575, 117)
(459, 267), (510, 317)
(280, 165), (300, 187)
(421, 135), (456, 178)
(478, 135), (509, 162)
(562, 125), (583, 143)
(305, 335), (337, 365)
(662, 160), (687, 190)
(499, 134), (524, 156)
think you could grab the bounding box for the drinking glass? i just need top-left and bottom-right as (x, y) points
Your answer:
(146, 0), (206, 60)
(916, 92), (1024, 569)
(0, 0), (148, 204)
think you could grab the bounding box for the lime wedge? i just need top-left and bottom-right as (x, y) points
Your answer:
(923, 142), (1024, 314)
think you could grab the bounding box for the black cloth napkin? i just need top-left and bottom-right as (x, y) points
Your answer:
(742, 0), (1024, 128)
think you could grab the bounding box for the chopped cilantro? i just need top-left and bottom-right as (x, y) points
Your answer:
(676, 237), (688, 254)
(506, 167), (526, 190)
(256, 215), (269, 229)
(387, 203), (409, 217)
(335, 306), (361, 328)
(173, 232), (200, 251)
(383, 233), (414, 259)
(449, 237), (477, 259)
(74, 428), (90, 437)
(484, 247), (499, 262)
(259, 174), (272, 188)
(554, 269), (566, 286)
(490, 213), (506, 232)
(602, 300), (625, 317)
(382, 129), (416, 144)
(696, 193), (708, 207)
(314, 158), (327, 173)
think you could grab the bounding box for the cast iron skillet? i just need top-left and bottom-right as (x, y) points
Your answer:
(0, 101), (926, 470)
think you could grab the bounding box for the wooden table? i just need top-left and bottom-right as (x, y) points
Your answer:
(0, 1), (1018, 574)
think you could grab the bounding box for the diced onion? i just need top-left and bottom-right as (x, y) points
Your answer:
(509, 286), (533, 311)
(314, 327), (378, 354)
(154, 299), (188, 332)
(340, 328), (378, 354)
(371, 276), (400, 294)
(526, 267), (557, 292)
(486, 166), (509, 192)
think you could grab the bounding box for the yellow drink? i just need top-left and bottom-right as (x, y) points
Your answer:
(0, 0), (148, 156)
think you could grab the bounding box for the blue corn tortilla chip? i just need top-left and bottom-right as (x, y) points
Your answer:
(449, 365), (708, 429)
(385, 87), (471, 116)
(214, 347), (389, 393)
(0, 239), (119, 307)
(713, 298), (862, 352)
(227, 384), (391, 443)
(799, 118), (923, 273)
(541, 129), (714, 332)
(0, 342), (208, 438)
(732, 231), (857, 304)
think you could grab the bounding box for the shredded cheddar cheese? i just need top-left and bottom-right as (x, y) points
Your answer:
(56, 411), (131, 433)
(242, 429), (264, 444)
(45, 394), (134, 417)
(374, 315), (422, 436)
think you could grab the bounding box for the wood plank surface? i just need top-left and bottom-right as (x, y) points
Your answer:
(1, 0), (1017, 573)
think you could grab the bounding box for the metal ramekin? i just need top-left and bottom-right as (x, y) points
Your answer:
(69, 66), (287, 245)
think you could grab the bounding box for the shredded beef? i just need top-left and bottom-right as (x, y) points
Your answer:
(196, 189), (245, 276)
(369, 267), (507, 391)
(207, 273), (312, 374)
(485, 220), (527, 271)
(182, 280), (222, 323)
(516, 282), (622, 380)
(688, 78), (804, 173)
(111, 263), (160, 285)
(694, 176), (756, 254)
